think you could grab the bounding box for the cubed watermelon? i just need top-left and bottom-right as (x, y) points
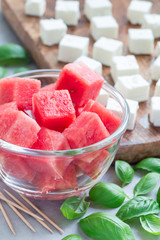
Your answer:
(56, 62), (104, 108)
(32, 90), (76, 132)
(40, 83), (56, 92)
(0, 77), (41, 110)
(0, 101), (17, 115)
(63, 111), (110, 149)
(82, 100), (122, 134)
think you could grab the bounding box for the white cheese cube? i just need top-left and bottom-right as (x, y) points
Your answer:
(111, 55), (139, 83)
(154, 79), (160, 96)
(155, 42), (160, 57)
(84, 0), (112, 21)
(55, 1), (80, 26)
(127, 1), (152, 25)
(142, 14), (160, 39)
(126, 99), (139, 130)
(150, 96), (160, 126)
(58, 34), (89, 63)
(93, 37), (123, 66)
(91, 15), (118, 40)
(40, 19), (67, 46)
(151, 56), (160, 81)
(107, 98), (122, 117)
(75, 56), (102, 75)
(128, 29), (154, 55)
(115, 74), (150, 102)
(97, 89), (109, 106)
(25, 0), (46, 17)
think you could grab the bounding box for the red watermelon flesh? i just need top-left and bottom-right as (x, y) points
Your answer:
(0, 101), (17, 115)
(0, 77), (41, 110)
(82, 100), (122, 134)
(33, 164), (78, 194)
(56, 62), (104, 108)
(32, 90), (76, 132)
(40, 83), (56, 92)
(63, 111), (110, 149)
(0, 109), (40, 147)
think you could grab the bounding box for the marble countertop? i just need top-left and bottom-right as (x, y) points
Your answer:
(0, 2), (160, 240)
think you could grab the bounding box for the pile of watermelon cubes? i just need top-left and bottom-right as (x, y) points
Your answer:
(0, 62), (122, 194)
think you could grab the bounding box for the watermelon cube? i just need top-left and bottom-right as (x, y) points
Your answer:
(82, 99), (122, 134)
(0, 77), (41, 110)
(63, 111), (110, 149)
(39, 83), (56, 92)
(0, 101), (17, 116)
(56, 62), (104, 108)
(32, 90), (76, 132)
(0, 109), (40, 147)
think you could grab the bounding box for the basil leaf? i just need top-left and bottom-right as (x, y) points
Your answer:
(0, 66), (7, 78)
(14, 67), (29, 74)
(134, 157), (160, 173)
(115, 160), (134, 187)
(61, 234), (82, 240)
(134, 172), (160, 197)
(89, 182), (126, 208)
(140, 214), (160, 235)
(60, 194), (90, 220)
(79, 212), (135, 240)
(157, 187), (160, 205)
(0, 44), (29, 66)
(116, 196), (160, 221)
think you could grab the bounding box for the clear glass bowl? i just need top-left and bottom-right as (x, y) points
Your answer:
(0, 70), (129, 200)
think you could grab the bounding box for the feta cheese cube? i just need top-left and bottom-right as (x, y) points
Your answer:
(91, 15), (118, 40)
(128, 28), (154, 55)
(25, 0), (46, 17)
(55, 1), (80, 26)
(107, 98), (122, 117)
(127, 1), (152, 25)
(97, 89), (109, 105)
(111, 55), (139, 83)
(150, 96), (160, 126)
(126, 99), (139, 130)
(115, 74), (150, 102)
(75, 56), (102, 75)
(58, 34), (89, 63)
(151, 56), (160, 80)
(154, 79), (160, 96)
(40, 19), (67, 46)
(155, 41), (160, 57)
(93, 37), (123, 66)
(84, 0), (112, 21)
(142, 14), (160, 39)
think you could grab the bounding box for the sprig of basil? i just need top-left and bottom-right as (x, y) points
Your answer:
(134, 158), (160, 173)
(60, 194), (90, 220)
(0, 66), (7, 78)
(116, 196), (160, 221)
(134, 172), (160, 197)
(14, 67), (29, 74)
(140, 214), (160, 235)
(61, 234), (82, 240)
(115, 160), (134, 187)
(89, 182), (127, 208)
(157, 187), (160, 205)
(79, 212), (135, 240)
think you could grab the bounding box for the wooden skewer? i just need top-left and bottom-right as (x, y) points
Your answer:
(19, 194), (64, 234)
(1, 192), (36, 232)
(0, 192), (43, 221)
(4, 190), (53, 233)
(0, 201), (16, 235)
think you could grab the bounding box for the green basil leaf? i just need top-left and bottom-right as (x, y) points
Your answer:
(134, 172), (160, 197)
(140, 214), (160, 235)
(115, 160), (134, 187)
(89, 182), (126, 208)
(157, 187), (160, 205)
(0, 66), (7, 78)
(79, 212), (135, 240)
(116, 196), (160, 221)
(60, 194), (90, 220)
(0, 44), (29, 66)
(134, 157), (160, 173)
(61, 234), (82, 240)
(14, 67), (29, 74)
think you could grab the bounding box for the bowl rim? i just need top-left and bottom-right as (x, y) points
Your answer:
(0, 69), (129, 157)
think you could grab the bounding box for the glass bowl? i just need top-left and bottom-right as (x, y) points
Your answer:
(0, 69), (129, 200)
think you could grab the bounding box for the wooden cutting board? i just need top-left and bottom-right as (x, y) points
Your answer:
(2, 0), (160, 163)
